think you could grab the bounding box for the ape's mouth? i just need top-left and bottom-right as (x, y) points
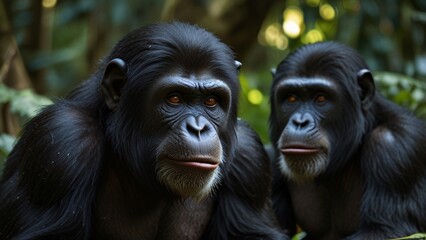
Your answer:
(172, 156), (220, 171)
(280, 145), (321, 155)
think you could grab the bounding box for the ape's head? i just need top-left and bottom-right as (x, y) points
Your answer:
(101, 22), (241, 198)
(270, 42), (375, 182)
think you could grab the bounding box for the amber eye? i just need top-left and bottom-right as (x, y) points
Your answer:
(204, 97), (218, 107)
(316, 95), (327, 103)
(287, 95), (297, 103)
(167, 95), (182, 105)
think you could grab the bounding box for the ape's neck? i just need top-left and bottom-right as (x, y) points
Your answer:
(93, 162), (214, 239)
(94, 163), (167, 239)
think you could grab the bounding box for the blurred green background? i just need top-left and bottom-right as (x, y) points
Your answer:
(1, 0), (426, 169)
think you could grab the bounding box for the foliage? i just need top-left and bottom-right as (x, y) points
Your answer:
(0, 84), (52, 167)
(0, 134), (14, 173)
(375, 71), (426, 118)
(239, 70), (274, 143)
(0, 84), (53, 118)
(291, 232), (306, 240)
(391, 233), (426, 239)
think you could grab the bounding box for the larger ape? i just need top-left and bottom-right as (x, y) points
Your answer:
(269, 42), (426, 240)
(0, 22), (286, 240)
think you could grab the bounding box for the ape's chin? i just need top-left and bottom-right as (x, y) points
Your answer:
(278, 153), (329, 183)
(156, 162), (222, 200)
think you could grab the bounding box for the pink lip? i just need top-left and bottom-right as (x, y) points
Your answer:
(280, 146), (320, 155)
(172, 157), (220, 171)
(174, 161), (219, 171)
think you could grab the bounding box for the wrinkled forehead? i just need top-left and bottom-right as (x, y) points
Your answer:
(156, 73), (233, 93)
(275, 77), (340, 92)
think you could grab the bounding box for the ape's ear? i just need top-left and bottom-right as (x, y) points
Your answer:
(271, 68), (276, 78)
(235, 60), (242, 73)
(357, 69), (375, 110)
(102, 58), (127, 110)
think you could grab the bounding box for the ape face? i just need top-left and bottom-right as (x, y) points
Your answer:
(270, 43), (374, 182)
(150, 72), (232, 198)
(272, 77), (339, 181)
(101, 23), (239, 199)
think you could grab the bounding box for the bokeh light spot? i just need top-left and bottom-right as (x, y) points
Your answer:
(275, 35), (289, 50)
(302, 29), (324, 44)
(248, 89), (263, 105)
(42, 0), (57, 8)
(320, 4), (336, 21)
(260, 23), (288, 50)
(283, 21), (301, 38)
(282, 6), (304, 38)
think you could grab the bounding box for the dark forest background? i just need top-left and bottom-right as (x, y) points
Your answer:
(1, 0), (425, 167)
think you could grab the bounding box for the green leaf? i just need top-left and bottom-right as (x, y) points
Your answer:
(0, 83), (52, 118)
(0, 134), (15, 154)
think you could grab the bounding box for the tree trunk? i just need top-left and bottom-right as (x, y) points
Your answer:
(0, 1), (32, 135)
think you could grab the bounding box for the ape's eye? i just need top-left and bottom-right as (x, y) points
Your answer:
(204, 97), (218, 107)
(287, 95), (298, 103)
(167, 95), (182, 105)
(315, 95), (327, 104)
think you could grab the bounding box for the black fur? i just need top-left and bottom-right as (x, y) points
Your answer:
(0, 22), (286, 240)
(269, 41), (426, 239)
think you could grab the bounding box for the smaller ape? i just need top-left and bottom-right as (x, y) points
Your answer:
(269, 41), (426, 240)
(0, 22), (286, 240)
